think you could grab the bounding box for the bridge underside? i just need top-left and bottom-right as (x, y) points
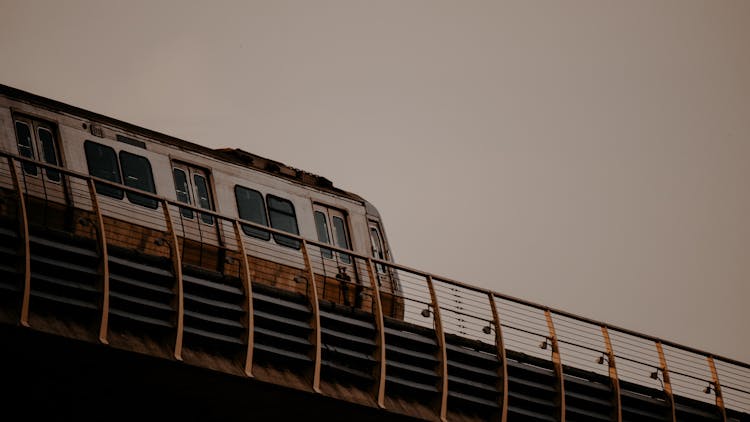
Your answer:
(0, 324), (419, 422)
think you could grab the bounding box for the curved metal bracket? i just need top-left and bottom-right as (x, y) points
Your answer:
(367, 258), (387, 408)
(601, 326), (621, 422)
(545, 310), (565, 422)
(707, 356), (727, 421)
(489, 294), (509, 422)
(162, 200), (184, 361)
(655, 341), (676, 421)
(425, 275), (448, 422)
(87, 179), (110, 344)
(301, 239), (322, 394)
(233, 220), (255, 377)
(8, 157), (31, 327)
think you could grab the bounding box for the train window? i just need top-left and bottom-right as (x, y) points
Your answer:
(14, 121), (37, 175)
(332, 216), (351, 264)
(38, 128), (60, 182)
(14, 117), (63, 181)
(173, 168), (193, 219)
(313, 205), (351, 263)
(369, 223), (387, 274)
(84, 141), (123, 199)
(172, 163), (215, 225)
(193, 174), (214, 225)
(267, 195), (300, 249)
(314, 211), (333, 259)
(119, 151), (157, 209)
(235, 185), (270, 240)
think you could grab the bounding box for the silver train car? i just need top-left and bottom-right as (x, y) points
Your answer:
(0, 84), (403, 317)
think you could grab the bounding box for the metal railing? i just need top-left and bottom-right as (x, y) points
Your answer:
(0, 151), (748, 421)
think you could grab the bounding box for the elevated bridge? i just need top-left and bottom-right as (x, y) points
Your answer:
(0, 152), (748, 421)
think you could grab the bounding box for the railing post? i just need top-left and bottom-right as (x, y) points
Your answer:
(489, 294), (508, 422)
(162, 200), (184, 361)
(425, 275), (448, 422)
(367, 258), (387, 408)
(86, 179), (110, 345)
(655, 341), (676, 421)
(707, 356), (727, 421)
(233, 220), (254, 377)
(601, 325), (621, 422)
(544, 310), (565, 422)
(301, 239), (322, 394)
(8, 157), (31, 327)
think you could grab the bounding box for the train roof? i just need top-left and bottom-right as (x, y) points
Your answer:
(0, 83), (365, 203)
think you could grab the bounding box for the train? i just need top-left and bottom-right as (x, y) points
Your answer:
(0, 83), (403, 318)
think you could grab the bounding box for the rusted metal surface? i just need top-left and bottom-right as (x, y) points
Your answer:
(601, 325), (622, 422)
(87, 178), (110, 345)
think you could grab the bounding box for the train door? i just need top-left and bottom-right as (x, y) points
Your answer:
(312, 204), (359, 305)
(171, 162), (221, 269)
(12, 115), (68, 226)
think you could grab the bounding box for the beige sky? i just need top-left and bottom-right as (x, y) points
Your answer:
(1, 0), (749, 363)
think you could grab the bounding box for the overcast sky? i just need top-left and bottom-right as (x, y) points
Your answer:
(1, 1), (749, 363)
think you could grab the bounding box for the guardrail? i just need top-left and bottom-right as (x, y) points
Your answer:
(0, 151), (748, 421)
